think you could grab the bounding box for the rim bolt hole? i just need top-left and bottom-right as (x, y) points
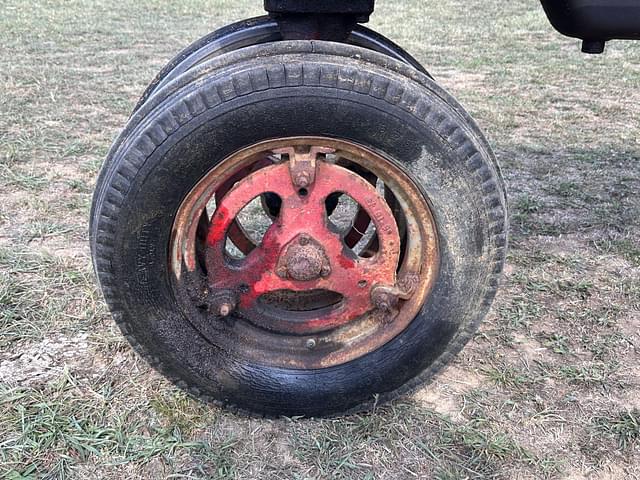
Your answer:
(239, 283), (249, 293)
(298, 188), (308, 197)
(358, 280), (367, 288)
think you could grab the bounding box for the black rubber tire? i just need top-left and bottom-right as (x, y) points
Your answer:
(133, 16), (430, 113)
(91, 41), (507, 417)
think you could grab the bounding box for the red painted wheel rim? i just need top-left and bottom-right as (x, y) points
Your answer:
(170, 137), (439, 368)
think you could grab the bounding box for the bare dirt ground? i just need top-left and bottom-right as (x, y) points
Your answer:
(1, 1), (638, 478)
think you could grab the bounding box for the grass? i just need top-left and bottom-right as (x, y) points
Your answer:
(0, 0), (639, 478)
(0, 380), (235, 479)
(592, 410), (640, 449)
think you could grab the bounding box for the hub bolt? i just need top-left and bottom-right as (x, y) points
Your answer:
(207, 289), (238, 319)
(278, 234), (329, 282)
(294, 172), (310, 188)
(378, 301), (391, 311)
(371, 289), (394, 312)
(218, 303), (233, 317)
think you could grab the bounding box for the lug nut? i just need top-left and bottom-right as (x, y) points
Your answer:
(306, 339), (316, 349)
(207, 289), (238, 319)
(320, 265), (331, 277)
(371, 288), (394, 311)
(295, 173), (310, 188)
(218, 303), (233, 317)
(378, 301), (391, 311)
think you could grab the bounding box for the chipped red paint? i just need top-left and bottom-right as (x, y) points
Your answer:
(204, 160), (401, 334)
(213, 157), (273, 255)
(206, 206), (229, 245)
(338, 253), (355, 270)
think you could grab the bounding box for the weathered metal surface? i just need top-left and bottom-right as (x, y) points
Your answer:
(213, 157), (273, 255)
(170, 137), (439, 368)
(204, 158), (400, 334)
(274, 145), (333, 189)
(370, 274), (418, 324)
(276, 234), (331, 281)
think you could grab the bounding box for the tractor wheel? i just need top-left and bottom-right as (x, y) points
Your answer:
(90, 41), (507, 417)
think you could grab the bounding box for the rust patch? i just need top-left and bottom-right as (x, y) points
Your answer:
(170, 137), (439, 368)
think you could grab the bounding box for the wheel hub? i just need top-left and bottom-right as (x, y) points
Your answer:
(204, 147), (400, 334)
(170, 137), (439, 368)
(277, 234), (331, 282)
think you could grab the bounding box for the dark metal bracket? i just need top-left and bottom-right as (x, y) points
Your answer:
(264, 0), (375, 41)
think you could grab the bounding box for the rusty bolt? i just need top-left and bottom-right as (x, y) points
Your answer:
(294, 172), (310, 188)
(277, 235), (330, 282)
(371, 288), (394, 311)
(218, 303), (233, 317)
(286, 245), (324, 281)
(208, 289), (238, 318)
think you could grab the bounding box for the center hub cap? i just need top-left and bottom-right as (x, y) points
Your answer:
(278, 234), (330, 281)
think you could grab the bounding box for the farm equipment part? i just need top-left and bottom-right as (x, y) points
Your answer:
(90, 1), (640, 417)
(539, 0), (640, 54)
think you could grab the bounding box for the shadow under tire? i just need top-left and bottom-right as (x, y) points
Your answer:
(90, 41), (507, 417)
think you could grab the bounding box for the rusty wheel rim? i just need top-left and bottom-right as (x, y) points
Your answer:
(170, 137), (439, 369)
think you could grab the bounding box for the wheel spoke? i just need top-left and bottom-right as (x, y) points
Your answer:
(201, 151), (402, 334)
(213, 156), (276, 255)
